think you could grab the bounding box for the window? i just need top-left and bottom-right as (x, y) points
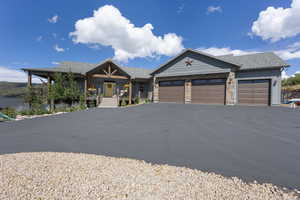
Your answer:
(159, 80), (184, 86)
(192, 79), (226, 85)
(139, 85), (144, 93)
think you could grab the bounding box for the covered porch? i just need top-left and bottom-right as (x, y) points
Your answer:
(85, 61), (132, 107)
(23, 60), (151, 108)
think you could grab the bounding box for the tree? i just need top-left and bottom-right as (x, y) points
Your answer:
(48, 73), (65, 103)
(24, 85), (47, 111)
(48, 72), (82, 109)
(282, 73), (300, 86)
(64, 72), (81, 106)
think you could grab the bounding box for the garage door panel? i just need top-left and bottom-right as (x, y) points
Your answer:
(238, 79), (270, 105)
(238, 99), (253, 104)
(254, 93), (269, 98)
(159, 81), (184, 103)
(191, 79), (226, 105)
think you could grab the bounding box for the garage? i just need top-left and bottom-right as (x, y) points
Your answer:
(238, 79), (270, 105)
(191, 79), (226, 104)
(159, 80), (185, 103)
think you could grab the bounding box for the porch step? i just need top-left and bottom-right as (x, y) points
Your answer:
(98, 97), (118, 108)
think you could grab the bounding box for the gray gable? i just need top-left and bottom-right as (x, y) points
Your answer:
(218, 52), (289, 70)
(153, 50), (236, 77)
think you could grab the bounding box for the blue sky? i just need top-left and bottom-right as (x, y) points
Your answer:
(0, 0), (300, 82)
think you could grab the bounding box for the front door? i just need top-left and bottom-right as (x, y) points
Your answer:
(104, 82), (115, 97)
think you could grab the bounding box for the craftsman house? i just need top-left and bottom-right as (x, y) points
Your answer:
(23, 49), (288, 107)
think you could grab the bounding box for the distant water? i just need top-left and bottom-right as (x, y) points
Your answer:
(0, 96), (28, 111)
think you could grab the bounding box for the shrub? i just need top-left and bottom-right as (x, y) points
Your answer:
(135, 97), (140, 104)
(79, 95), (86, 110)
(1, 107), (17, 119)
(145, 99), (151, 104)
(18, 108), (51, 116)
(282, 73), (300, 86)
(121, 98), (127, 106)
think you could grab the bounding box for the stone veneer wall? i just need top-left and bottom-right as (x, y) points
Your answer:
(184, 79), (192, 103)
(153, 77), (159, 103)
(226, 72), (236, 105)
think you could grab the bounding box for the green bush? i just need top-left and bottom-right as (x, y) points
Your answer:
(135, 97), (140, 104)
(18, 108), (51, 116)
(1, 107), (17, 119)
(121, 98), (127, 106)
(79, 95), (86, 110)
(144, 99), (150, 103)
(282, 73), (300, 86)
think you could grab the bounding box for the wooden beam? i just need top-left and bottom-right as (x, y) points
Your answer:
(129, 79), (132, 105)
(47, 76), (54, 111)
(84, 76), (88, 102)
(27, 71), (32, 87)
(91, 74), (128, 80)
(102, 69), (109, 76)
(111, 69), (118, 75)
(108, 64), (111, 76)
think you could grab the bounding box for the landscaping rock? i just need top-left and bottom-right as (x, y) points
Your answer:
(15, 112), (66, 121)
(0, 152), (299, 200)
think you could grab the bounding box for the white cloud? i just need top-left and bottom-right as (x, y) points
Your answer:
(52, 33), (57, 39)
(198, 46), (300, 61)
(51, 61), (60, 65)
(274, 42), (300, 60)
(36, 36), (43, 42)
(53, 44), (65, 52)
(48, 15), (59, 24)
(69, 5), (184, 62)
(88, 44), (101, 50)
(0, 66), (42, 83)
(251, 0), (300, 42)
(198, 47), (259, 56)
(288, 41), (300, 49)
(177, 4), (185, 14)
(207, 6), (222, 14)
(275, 49), (300, 60)
(282, 70), (290, 79)
(11, 62), (29, 66)
(282, 70), (300, 79)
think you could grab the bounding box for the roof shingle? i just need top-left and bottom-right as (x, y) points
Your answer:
(217, 52), (289, 70)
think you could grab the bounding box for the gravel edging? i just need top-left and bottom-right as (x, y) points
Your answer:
(15, 112), (67, 121)
(0, 152), (299, 200)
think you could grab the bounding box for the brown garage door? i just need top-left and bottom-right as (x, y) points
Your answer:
(238, 79), (270, 105)
(191, 79), (226, 104)
(159, 80), (185, 103)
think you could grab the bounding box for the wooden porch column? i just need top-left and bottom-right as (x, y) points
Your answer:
(84, 76), (88, 103)
(27, 71), (32, 87)
(129, 78), (132, 105)
(47, 76), (54, 111)
(27, 71), (32, 109)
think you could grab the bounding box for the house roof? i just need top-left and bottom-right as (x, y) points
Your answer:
(150, 49), (289, 76)
(217, 52), (289, 70)
(150, 48), (241, 75)
(23, 59), (152, 79)
(22, 50), (289, 79)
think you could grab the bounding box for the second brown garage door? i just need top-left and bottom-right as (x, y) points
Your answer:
(191, 79), (226, 104)
(159, 80), (185, 103)
(238, 79), (270, 105)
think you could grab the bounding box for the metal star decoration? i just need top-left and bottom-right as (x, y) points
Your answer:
(185, 58), (193, 66)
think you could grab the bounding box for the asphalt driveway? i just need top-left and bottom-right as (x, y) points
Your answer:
(0, 103), (300, 189)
